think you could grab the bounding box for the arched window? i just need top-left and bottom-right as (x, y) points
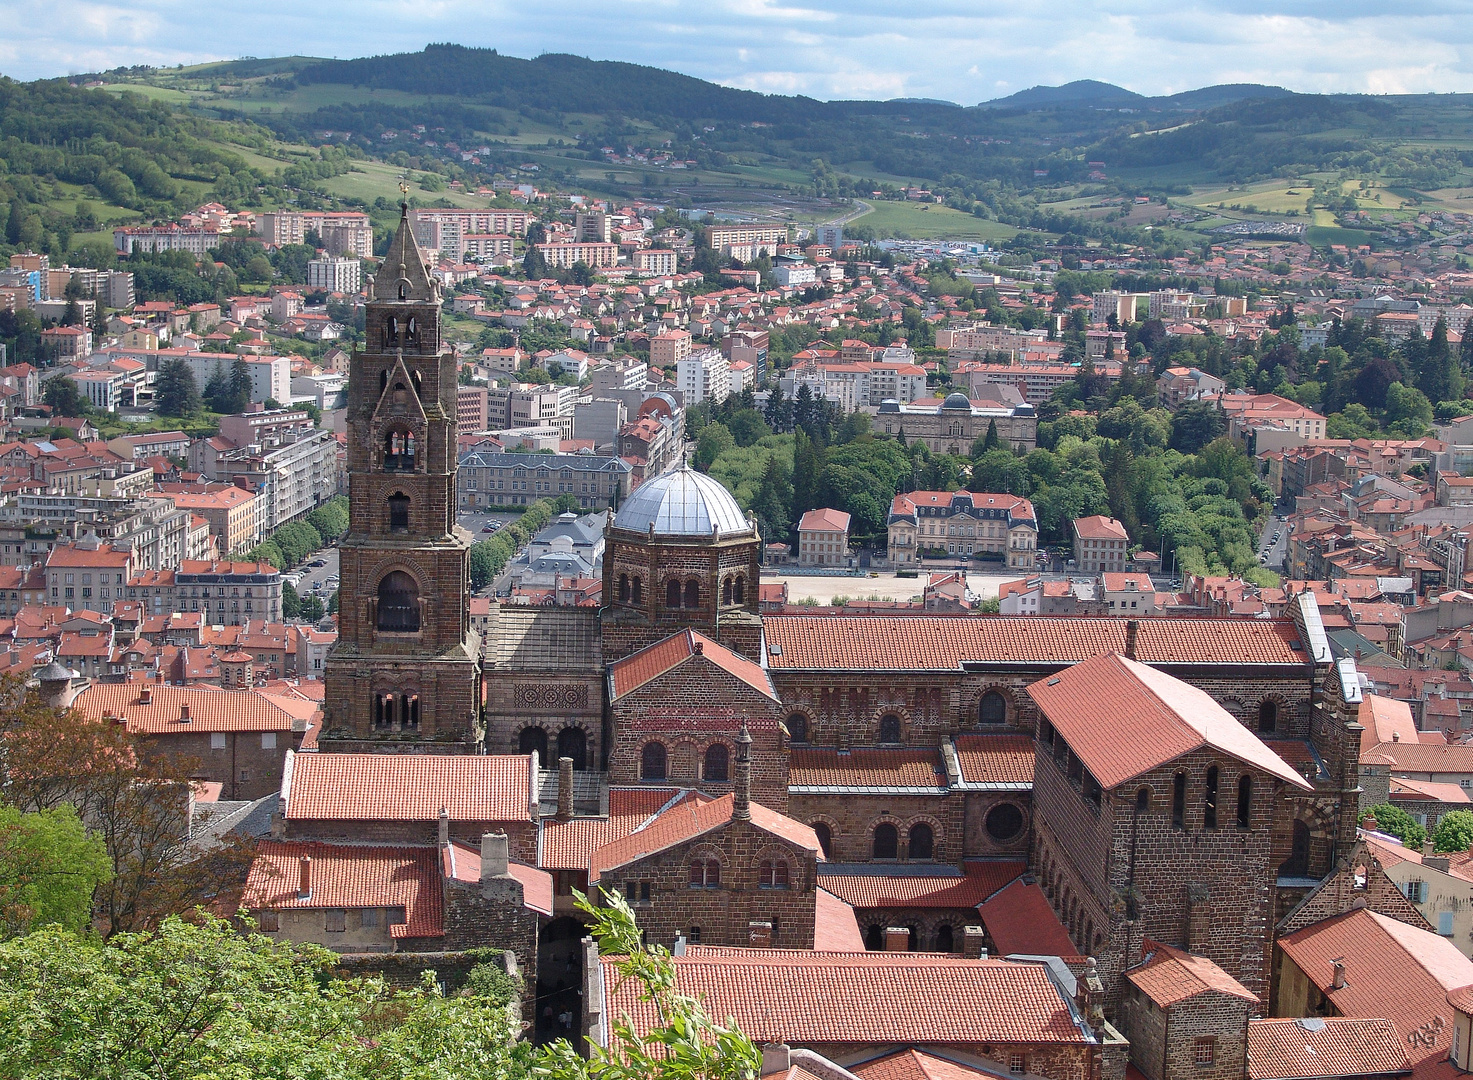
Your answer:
(618, 574), (630, 602)
(384, 428), (415, 470)
(1203, 765), (1219, 830)
(405, 318), (420, 347)
(879, 714), (902, 744)
(374, 693), (392, 727)
(1237, 775), (1252, 829)
(1281, 820), (1311, 877)
(908, 823), (934, 861)
(935, 925), (954, 952)
(377, 571), (420, 632)
(759, 860), (789, 889)
(1136, 787), (1152, 813)
(1259, 700), (1278, 734)
(684, 579), (700, 609)
(689, 859), (720, 889)
(979, 690), (1007, 725)
(388, 492), (410, 532)
(1171, 771), (1187, 829)
(380, 368), (389, 393)
(519, 726), (548, 762)
(641, 742), (667, 781)
(985, 803), (1024, 841)
(722, 576), (733, 605)
(557, 727), (587, 771)
(865, 924), (884, 950)
(631, 577), (642, 605)
(873, 822), (899, 860)
(402, 694), (420, 727)
(814, 822), (833, 859)
(786, 713), (808, 744)
(666, 579), (682, 609)
(734, 576), (745, 605)
(906, 924), (920, 952)
(704, 744), (729, 782)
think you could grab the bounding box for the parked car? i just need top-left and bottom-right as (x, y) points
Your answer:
(482, 524), (496, 532)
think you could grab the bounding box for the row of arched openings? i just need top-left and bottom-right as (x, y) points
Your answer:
(519, 726), (589, 771)
(640, 742), (728, 782)
(666, 579), (700, 609)
(872, 821), (933, 861)
(374, 692), (420, 728)
(616, 575), (643, 604)
(864, 924), (955, 952)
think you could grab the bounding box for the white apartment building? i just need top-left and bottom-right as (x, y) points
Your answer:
(113, 226), (219, 256)
(677, 349), (731, 406)
(774, 263), (817, 287)
(306, 255), (361, 294)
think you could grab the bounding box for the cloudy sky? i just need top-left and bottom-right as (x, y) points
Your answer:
(3, 0), (1473, 102)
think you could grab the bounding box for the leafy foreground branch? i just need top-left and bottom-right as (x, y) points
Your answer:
(0, 890), (760, 1080)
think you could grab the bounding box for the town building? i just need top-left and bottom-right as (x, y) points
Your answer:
(677, 348), (731, 406)
(796, 509), (851, 567)
(1073, 515), (1130, 573)
(306, 255), (362, 294)
(886, 490), (1038, 569)
(457, 450), (632, 510)
(872, 394), (1037, 455)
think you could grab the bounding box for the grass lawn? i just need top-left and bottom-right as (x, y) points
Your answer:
(1305, 225), (1380, 248)
(318, 159), (488, 208)
(849, 201), (1018, 241)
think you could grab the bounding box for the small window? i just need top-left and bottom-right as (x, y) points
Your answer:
(666, 578), (682, 609)
(684, 579), (700, 609)
(873, 822), (899, 860)
(1172, 771), (1186, 829)
(689, 859), (720, 889)
(1203, 766), (1219, 830)
(261, 732), (277, 750)
(908, 823), (934, 861)
(979, 690), (1007, 724)
(1009, 1054), (1026, 1075)
(814, 822), (833, 859)
(618, 574), (629, 602)
(631, 577), (642, 604)
(641, 742), (667, 781)
(1136, 787), (1151, 813)
(360, 907), (379, 928)
(688, 926), (701, 943)
(879, 714), (902, 744)
(210, 733), (226, 750)
(786, 713), (808, 744)
(759, 860), (789, 889)
(1194, 1038), (1215, 1067)
(986, 803), (1024, 841)
(1237, 775), (1252, 829)
(388, 493), (410, 532)
(704, 743), (729, 783)
(935, 924), (954, 952)
(1259, 700), (1277, 733)
(1441, 911), (1455, 936)
(325, 909), (346, 933)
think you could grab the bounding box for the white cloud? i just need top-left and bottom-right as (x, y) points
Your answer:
(2, 0), (1473, 103)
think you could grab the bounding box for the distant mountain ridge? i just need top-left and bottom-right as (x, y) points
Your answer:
(980, 79), (1292, 111)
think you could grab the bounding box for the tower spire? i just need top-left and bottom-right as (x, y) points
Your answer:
(733, 723), (752, 820)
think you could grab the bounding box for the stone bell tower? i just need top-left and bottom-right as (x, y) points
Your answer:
(319, 198), (482, 752)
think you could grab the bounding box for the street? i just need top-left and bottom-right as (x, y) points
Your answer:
(1257, 511), (1290, 573)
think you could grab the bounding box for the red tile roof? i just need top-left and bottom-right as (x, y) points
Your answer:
(790, 747), (946, 791)
(1073, 515), (1129, 540)
(283, 751), (535, 823)
(819, 862), (1024, 909)
(609, 628), (776, 701)
(977, 878), (1081, 961)
(243, 840), (442, 938)
(954, 734), (1035, 787)
(851, 1048), (997, 1080)
(1126, 939), (1258, 1007)
(762, 615), (1306, 671)
(589, 793), (820, 882)
(814, 887), (865, 950)
(1278, 909), (1473, 1080)
(442, 842), (553, 916)
(73, 682), (298, 733)
(799, 508), (851, 533)
(1246, 1017), (1410, 1080)
(538, 787), (686, 871)
(605, 948), (1091, 1046)
(1027, 653), (1313, 790)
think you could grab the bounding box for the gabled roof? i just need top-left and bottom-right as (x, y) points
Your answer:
(1125, 939), (1258, 1008)
(608, 628), (775, 701)
(538, 787), (689, 871)
(1246, 1017), (1410, 1080)
(818, 862), (1024, 909)
(1026, 652), (1313, 790)
(73, 682), (298, 734)
(851, 1048), (1001, 1080)
(243, 840), (442, 938)
(602, 948), (1092, 1046)
(977, 878), (1080, 961)
(790, 747), (947, 793)
(283, 750), (534, 823)
(374, 204), (436, 303)
(442, 841), (553, 916)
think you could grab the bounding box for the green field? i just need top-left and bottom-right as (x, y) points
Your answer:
(1305, 225), (1381, 249)
(318, 159), (489, 208)
(848, 201), (1018, 241)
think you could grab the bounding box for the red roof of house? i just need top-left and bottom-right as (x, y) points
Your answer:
(1073, 515), (1129, 540)
(851, 1048), (998, 1080)
(243, 840), (442, 938)
(954, 734), (1035, 786)
(1027, 652), (1313, 790)
(814, 887), (866, 951)
(976, 878), (1080, 961)
(283, 751), (534, 823)
(72, 682), (298, 734)
(799, 508), (852, 533)
(605, 948), (1092, 1046)
(1126, 938), (1258, 1007)
(1278, 909), (1473, 1080)
(538, 787), (689, 871)
(789, 747), (946, 790)
(442, 841), (553, 916)
(1246, 1017), (1410, 1080)
(762, 615), (1306, 671)
(818, 861), (1023, 909)
(608, 628), (775, 701)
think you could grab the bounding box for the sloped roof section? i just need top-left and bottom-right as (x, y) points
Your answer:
(374, 203), (437, 303)
(1026, 652), (1313, 791)
(243, 840), (442, 938)
(284, 751), (534, 823)
(1246, 1017), (1409, 1080)
(609, 628), (775, 701)
(1125, 939), (1258, 1008)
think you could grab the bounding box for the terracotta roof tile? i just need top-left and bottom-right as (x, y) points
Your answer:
(977, 878), (1081, 961)
(73, 682), (297, 733)
(284, 751), (534, 823)
(819, 862), (1023, 909)
(538, 787), (685, 871)
(851, 1048), (997, 1080)
(790, 747), (946, 791)
(1278, 909), (1473, 1080)
(442, 841), (553, 916)
(609, 629), (775, 701)
(1027, 653), (1313, 791)
(1361, 741), (1473, 774)
(605, 948), (1090, 1046)
(243, 840), (442, 938)
(954, 734), (1035, 787)
(1126, 939), (1259, 1007)
(763, 615), (1305, 672)
(813, 887), (865, 950)
(1246, 1017), (1410, 1080)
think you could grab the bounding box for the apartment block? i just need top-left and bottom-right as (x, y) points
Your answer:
(306, 255), (362, 294)
(677, 348), (731, 406)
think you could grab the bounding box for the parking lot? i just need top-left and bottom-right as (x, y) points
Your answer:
(458, 509), (520, 537)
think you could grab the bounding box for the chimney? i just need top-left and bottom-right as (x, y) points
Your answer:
(748, 920), (772, 947)
(733, 723), (752, 820)
(480, 832), (509, 881)
(1124, 619), (1139, 660)
(1361, 813), (1378, 832)
(437, 806), (449, 847)
(557, 756), (574, 821)
(297, 855), (311, 899)
(885, 926), (910, 952)
(1331, 959), (1347, 990)
(760, 1043), (792, 1076)
(179, 702), (190, 722)
(692, 637), (703, 655)
(139, 686), (151, 705)
(962, 925), (988, 959)
(1425, 838), (1436, 857)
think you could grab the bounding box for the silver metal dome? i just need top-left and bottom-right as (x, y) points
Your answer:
(613, 467), (753, 538)
(943, 391), (972, 410)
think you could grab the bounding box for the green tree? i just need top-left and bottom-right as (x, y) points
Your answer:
(281, 581), (302, 620)
(299, 595), (325, 622)
(1434, 809), (1473, 854)
(0, 805), (112, 938)
(469, 540), (496, 590)
(982, 418), (1001, 451)
(154, 359), (202, 418)
(1363, 802), (1427, 851)
(1384, 382), (1434, 436)
(1169, 401), (1225, 454)
(695, 422), (735, 471)
(1418, 317), (1464, 404)
(726, 409), (772, 448)
(42, 378), (90, 418)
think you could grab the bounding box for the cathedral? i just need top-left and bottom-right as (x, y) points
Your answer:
(318, 205), (1367, 1011)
